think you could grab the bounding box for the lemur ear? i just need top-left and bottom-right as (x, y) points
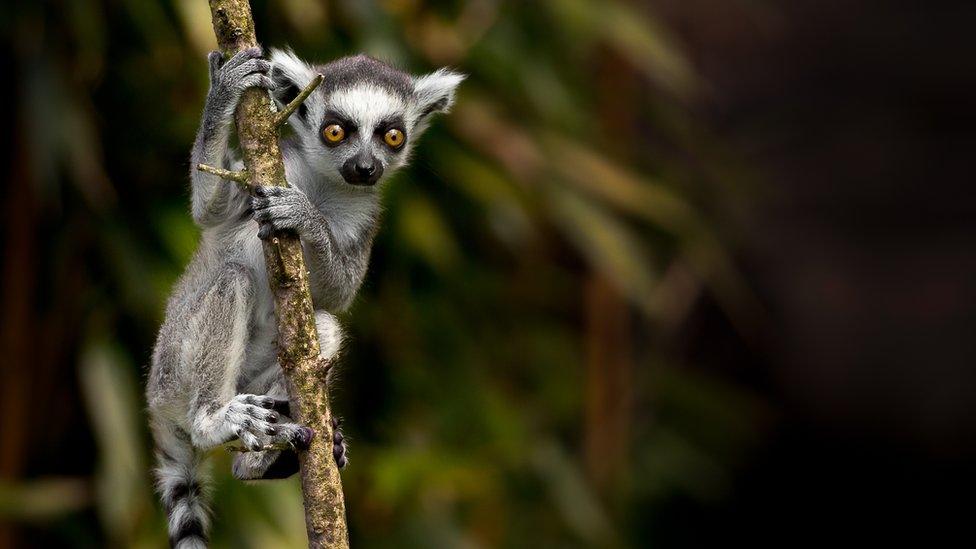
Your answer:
(269, 48), (317, 123)
(412, 68), (465, 121)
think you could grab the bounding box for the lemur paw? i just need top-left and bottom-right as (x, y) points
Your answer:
(251, 185), (315, 239)
(224, 394), (280, 450)
(206, 47), (274, 123)
(332, 416), (348, 469)
(225, 394), (310, 451)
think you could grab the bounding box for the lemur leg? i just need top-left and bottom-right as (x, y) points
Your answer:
(315, 309), (348, 468)
(232, 311), (347, 480)
(185, 263), (311, 452)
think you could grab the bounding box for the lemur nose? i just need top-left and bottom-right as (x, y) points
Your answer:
(341, 154), (383, 185)
(355, 163), (376, 177)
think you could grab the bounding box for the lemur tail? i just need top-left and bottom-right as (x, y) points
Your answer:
(153, 425), (210, 549)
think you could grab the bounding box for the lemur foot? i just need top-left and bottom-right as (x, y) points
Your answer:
(224, 393), (310, 451)
(231, 414), (347, 480)
(332, 416), (348, 469)
(233, 449), (299, 480)
(260, 397), (348, 468)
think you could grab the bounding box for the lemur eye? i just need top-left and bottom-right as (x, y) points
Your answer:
(323, 124), (346, 144)
(383, 128), (405, 149)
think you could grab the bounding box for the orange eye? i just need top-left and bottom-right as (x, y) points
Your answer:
(323, 124), (345, 144)
(384, 128), (405, 149)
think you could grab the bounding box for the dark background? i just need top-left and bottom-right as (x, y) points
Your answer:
(1, 0), (973, 547)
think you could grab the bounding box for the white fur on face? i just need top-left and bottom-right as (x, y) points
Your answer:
(330, 84), (410, 133)
(313, 84), (414, 182)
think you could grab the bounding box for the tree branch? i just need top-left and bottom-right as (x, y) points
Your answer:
(207, 1), (349, 547)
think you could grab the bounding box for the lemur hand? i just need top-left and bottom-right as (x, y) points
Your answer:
(251, 185), (319, 240)
(205, 47), (274, 126)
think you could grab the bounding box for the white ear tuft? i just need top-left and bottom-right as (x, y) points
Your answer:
(269, 48), (316, 88)
(413, 68), (466, 118)
(269, 48), (318, 122)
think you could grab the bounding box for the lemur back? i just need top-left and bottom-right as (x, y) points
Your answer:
(146, 47), (462, 548)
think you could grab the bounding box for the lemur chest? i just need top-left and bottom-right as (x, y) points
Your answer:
(238, 301), (278, 389)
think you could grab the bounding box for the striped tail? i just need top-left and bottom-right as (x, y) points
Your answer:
(153, 427), (210, 548)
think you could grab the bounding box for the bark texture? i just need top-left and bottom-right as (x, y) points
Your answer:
(206, 1), (349, 547)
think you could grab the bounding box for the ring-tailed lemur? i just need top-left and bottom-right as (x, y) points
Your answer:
(146, 46), (463, 548)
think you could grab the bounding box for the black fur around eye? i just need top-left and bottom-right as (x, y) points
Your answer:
(319, 111), (358, 147)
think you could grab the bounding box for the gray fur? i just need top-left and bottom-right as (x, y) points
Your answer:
(147, 47), (462, 548)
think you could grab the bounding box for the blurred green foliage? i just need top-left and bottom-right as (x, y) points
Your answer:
(2, 0), (768, 547)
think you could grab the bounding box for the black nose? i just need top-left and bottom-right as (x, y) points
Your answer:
(355, 162), (376, 178)
(341, 154), (384, 185)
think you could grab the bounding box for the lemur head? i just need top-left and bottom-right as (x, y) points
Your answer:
(269, 49), (464, 188)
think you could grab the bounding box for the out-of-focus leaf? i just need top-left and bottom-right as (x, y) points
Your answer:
(530, 440), (617, 546)
(80, 343), (151, 545)
(546, 135), (762, 332)
(153, 205), (200, 266)
(0, 478), (91, 521)
(545, 134), (698, 234)
(22, 58), (115, 209)
(544, 0), (699, 97)
(209, 460), (307, 549)
(65, 0), (106, 80)
(174, 0), (219, 54)
(635, 427), (731, 503)
(433, 145), (537, 249)
(548, 186), (660, 315)
(599, 1), (698, 97)
(371, 446), (499, 507)
(277, 0), (330, 39)
(397, 192), (462, 272)
(653, 361), (771, 459)
(99, 221), (173, 323)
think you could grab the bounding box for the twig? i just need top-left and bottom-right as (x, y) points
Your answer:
(275, 74), (324, 127)
(196, 163), (249, 183)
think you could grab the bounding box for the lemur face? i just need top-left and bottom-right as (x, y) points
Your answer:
(270, 50), (464, 188)
(318, 81), (409, 186)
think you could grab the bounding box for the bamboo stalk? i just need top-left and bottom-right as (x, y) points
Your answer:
(204, 1), (349, 547)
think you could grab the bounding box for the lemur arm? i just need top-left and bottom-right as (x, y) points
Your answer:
(189, 48), (273, 228)
(301, 218), (375, 311)
(250, 185), (374, 310)
(189, 107), (238, 228)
